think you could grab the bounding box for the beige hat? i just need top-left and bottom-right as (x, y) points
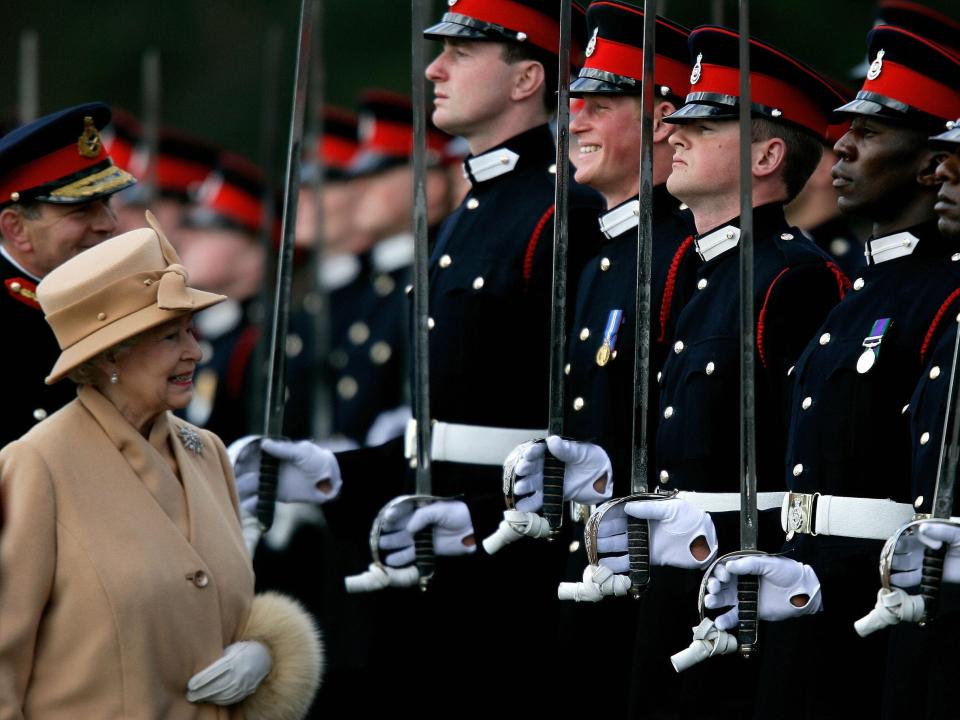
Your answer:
(38, 211), (226, 384)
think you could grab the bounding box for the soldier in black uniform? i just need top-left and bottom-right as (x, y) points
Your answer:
(0, 103), (135, 447)
(610, 27), (849, 718)
(703, 26), (960, 720)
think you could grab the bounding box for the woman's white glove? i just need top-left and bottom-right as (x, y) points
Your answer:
(589, 499), (717, 573)
(186, 641), (272, 705)
(231, 437), (342, 514)
(704, 555), (822, 631)
(379, 500), (476, 567)
(508, 436), (613, 512)
(891, 522), (960, 587)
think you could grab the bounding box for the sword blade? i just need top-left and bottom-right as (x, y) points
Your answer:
(18, 30), (39, 125)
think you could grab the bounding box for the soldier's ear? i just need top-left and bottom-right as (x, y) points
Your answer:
(0, 207), (32, 253)
(653, 100), (678, 143)
(918, 150), (949, 188)
(510, 59), (545, 103)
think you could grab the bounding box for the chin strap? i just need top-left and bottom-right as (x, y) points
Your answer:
(481, 510), (553, 554)
(854, 587), (926, 637)
(670, 618), (739, 673)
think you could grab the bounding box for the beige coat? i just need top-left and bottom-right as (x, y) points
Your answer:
(0, 385), (255, 719)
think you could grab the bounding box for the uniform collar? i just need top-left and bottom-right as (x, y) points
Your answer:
(863, 231), (919, 265)
(372, 233), (415, 273)
(598, 197), (640, 239)
(319, 252), (363, 290)
(694, 203), (787, 263)
(462, 124), (557, 189)
(195, 298), (243, 339)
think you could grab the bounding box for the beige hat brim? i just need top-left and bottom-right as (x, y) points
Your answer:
(45, 287), (226, 384)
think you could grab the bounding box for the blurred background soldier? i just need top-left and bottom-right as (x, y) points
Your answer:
(0, 102), (135, 447)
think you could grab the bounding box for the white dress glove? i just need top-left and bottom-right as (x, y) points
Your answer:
(889, 530), (926, 588)
(379, 500), (476, 567)
(365, 405), (412, 446)
(704, 555), (822, 631)
(232, 437), (342, 515)
(186, 641), (272, 705)
(509, 436), (613, 512)
(891, 522), (960, 585)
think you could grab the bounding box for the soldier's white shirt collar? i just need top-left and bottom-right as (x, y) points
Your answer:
(0, 243), (40, 281)
(319, 252), (362, 290)
(598, 199), (640, 239)
(695, 225), (740, 262)
(463, 148), (520, 184)
(864, 231), (920, 265)
(195, 298), (243, 339)
(372, 233), (414, 273)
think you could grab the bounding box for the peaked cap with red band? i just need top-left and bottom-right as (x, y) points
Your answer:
(121, 128), (221, 207)
(184, 152), (269, 238)
(100, 107), (141, 177)
(348, 90), (450, 177)
(321, 107), (360, 173)
(929, 118), (960, 151)
(571, 1), (690, 100)
(424, 0), (587, 64)
(663, 26), (848, 144)
(0, 102), (136, 209)
(836, 25), (960, 129)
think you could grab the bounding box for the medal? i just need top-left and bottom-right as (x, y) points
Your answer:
(856, 318), (891, 375)
(596, 309), (623, 367)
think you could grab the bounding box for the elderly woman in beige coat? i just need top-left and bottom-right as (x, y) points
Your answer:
(0, 214), (322, 719)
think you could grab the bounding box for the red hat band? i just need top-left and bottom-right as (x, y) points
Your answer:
(694, 63), (828, 138)
(321, 136), (359, 169)
(447, 0), (579, 57)
(201, 175), (262, 234)
(585, 36), (690, 97)
(0, 140), (107, 202)
(862, 56), (960, 122)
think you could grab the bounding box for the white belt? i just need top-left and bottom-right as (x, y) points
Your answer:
(780, 492), (916, 541)
(676, 491), (786, 513)
(404, 419), (545, 466)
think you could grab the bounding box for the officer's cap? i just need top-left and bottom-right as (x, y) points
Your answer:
(929, 118), (960, 152)
(0, 102), (136, 209)
(183, 152), (269, 238)
(425, 0), (587, 63)
(571, 1), (690, 100)
(836, 25), (960, 130)
(664, 26), (848, 144)
(304, 106), (360, 183)
(120, 127), (220, 207)
(347, 90), (449, 178)
(852, 1), (960, 79)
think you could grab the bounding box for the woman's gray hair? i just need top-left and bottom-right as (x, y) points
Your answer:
(65, 333), (143, 386)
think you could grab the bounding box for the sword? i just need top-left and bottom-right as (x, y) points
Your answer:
(411, 0), (436, 589)
(625, 0), (659, 599)
(18, 30), (38, 124)
(541, 0), (574, 535)
(256, 0), (316, 532)
(139, 49), (161, 211)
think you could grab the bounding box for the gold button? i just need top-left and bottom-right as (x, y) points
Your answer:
(781, 233), (794, 241)
(915, 496), (924, 508)
(9, 281), (21, 292)
(427, 317), (435, 330)
(337, 376), (358, 399)
(374, 274), (396, 296)
(792, 463), (803, 477)
(920, 432), (930, 445)
(472, 277), (485, 290)
(32, 408), (47, 421)
(853, 278), (864, 291)
(573, 397), (585, 411)
(725, 230), (735, 239)
(657, 371), (662, 383)
(930, 366), (941, 380)
(953, 253), (960, 262)
(285, 334), (303, 358)
(500, 154), (510, 165)
(466, 198), (480, 210)
(697, 278), (708, 290)
(439, 254), (452, 268)
(10, 192), (20, 202)
(192, 570), (209, 588)
(674, 341), (684, 354)
(706, 361), (715, 375)
(801, 397), (812, 410)
(370, 341), (392, 365)
(659, 470), (669, 484)
(405, 284), (414, 296)
(564, 363), (571, 375)
(600, 257), (611, 271)
(97, 312), (107, 321)
(568, 540), (580, 553)
(819, 333), (831, 345)
(579, 327), (590, 341)
(663, 406), (674, 419)
(548, 163), (557, 175)
(349, 321), (370, 345)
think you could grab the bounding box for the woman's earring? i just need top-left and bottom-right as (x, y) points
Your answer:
(110, 370), (119, 385)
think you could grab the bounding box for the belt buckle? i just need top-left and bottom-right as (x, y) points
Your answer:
(786, 492), (817, 540)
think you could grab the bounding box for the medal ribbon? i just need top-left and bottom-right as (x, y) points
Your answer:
(602, 309), (623, 353)
(862, 317), (892, 353)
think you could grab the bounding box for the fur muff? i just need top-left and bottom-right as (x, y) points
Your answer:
(239, 592), (324, 720)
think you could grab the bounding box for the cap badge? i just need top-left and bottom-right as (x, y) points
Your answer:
(690, 53), (703, 85)
(447, 0), (458, 5)
(77, 116), (102, 159)
(867, 49), (884, 81)
(585, 27), (599, 58)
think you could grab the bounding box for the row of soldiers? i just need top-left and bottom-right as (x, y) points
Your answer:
(2, 0), (960, 718)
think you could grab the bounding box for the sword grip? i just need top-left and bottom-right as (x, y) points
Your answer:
(920, 543), (946, 624)
(256, 448), (279, 532)
(542, 450), (565, 533)
(414, 527), (435, 591)
(737, 574), (759, 657)
(627, 515), (651, 598)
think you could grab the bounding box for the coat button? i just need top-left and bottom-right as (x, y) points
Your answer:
(663, 406), (674, 419)
(853, 278), (864, 291)
(286, 334), (303, 358)
(792, 463), (804, 477)
(780, 233), (794, 241)
(32, 408), (47, 421)
(902, 403), (910, 415)
(819, 333), (831, 346)
(953, 253), (960, 262)
(573, 397), (585, 411)
(548, 163), (557, 175)
(370, 341), (392, 365)
(705, 361), (715, 375)
(579, 327), (590, 341)
(472, 277), (485, 290)
(337, 376), (358, 400)
(349, 321), (370, 345)
(657, 371), (662, 383)
(787, 365), (795, 376)
(915, 496), (924, 508)
(564, 363), (571, 375)
(659, 470), (669, 484)
(427, 317), (436, 330)
(192, 570), (209, 588)
(466, 198), (479, 210)
(697, 278), (708, 290)
(801, 397), (812, 410)
(439, 254), (452, 268)
(920, 432), (930, 445)
(930, 366), (941, 380)
(374, 274), (396, 296)
(674, 341), (684, 354)
(600, 257), (611, 271)
(725, 230), (735, 239)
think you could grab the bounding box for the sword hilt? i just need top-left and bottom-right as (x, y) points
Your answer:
(414, 523), (435, 591)
(627, 515), (651, 598)
(542, 450), (565, 535)
(920, 543), (946, 625)
(256, 448), (279, 531)
(737, 573), (759, 657)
